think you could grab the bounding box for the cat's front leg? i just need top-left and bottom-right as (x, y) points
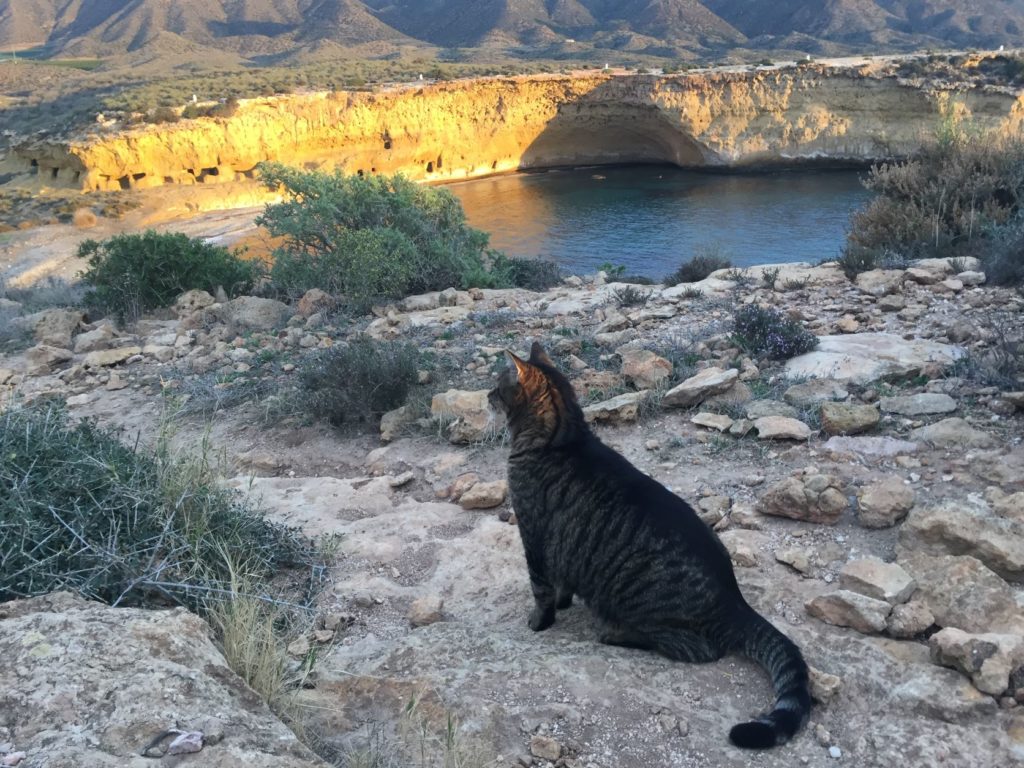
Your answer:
(525, 550), (556, 631)
(555, 586), (574, 610)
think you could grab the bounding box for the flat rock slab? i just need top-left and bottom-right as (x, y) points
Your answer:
(880, 393), (958, 416)
(911, 417), (996, 449)
(663, 367), (738, 408)
(784, 333), (965, 385)
(583, 390), (649, 423)
(839, 557), (917, 604)
(806, 589), (892, 634)
(822, 436), (920, 459)
(691, 412), (734, 431)
(754, 416), (812, 440)
(0, 592), (323, 768)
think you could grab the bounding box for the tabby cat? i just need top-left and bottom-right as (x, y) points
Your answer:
(488, 342), (811, 749)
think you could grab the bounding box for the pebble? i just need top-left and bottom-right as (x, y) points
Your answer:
(829, 745), (842, 759)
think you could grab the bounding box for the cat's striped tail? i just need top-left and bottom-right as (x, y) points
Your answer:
(728, 609), (811, 749)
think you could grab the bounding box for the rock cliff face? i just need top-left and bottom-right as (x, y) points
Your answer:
(11, 66), (1024, 192)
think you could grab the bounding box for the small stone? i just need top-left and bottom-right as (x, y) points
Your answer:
(857, 477), (915, 529)
(380, 404), (415, 443)
(836, 315), (860, 333)
(619, 348), (673, 389)
(879, 393), (958, 417)
(408, 596), (444, 627)
(783, 379), (849, 407)
(663, 367), (739, 408)
(754, 416), (812, 440)
(809, 666), (842, 704)
(106, 371), (127, 390)
(287, 636), (311, 657)
(776, 547), (812, 573)
(691, 412), (733, 432)
(529, 735), (562, 761)
(25, 344), (73, 376)
(828, 745), (842, 759)
(1, 752), (26, 766)
(805, 590), (891, 634)
(745, 399), (799, 420)
(910, 417), (996, 449)
(582, 391), (649, 423)
(166, 731), (204, 756)
(758, 474), (848, 524)
(83, 346), (142, 368)
(820, 402), (880, 436)
(448, 473), (480, 501)
(460, 480), (508, 510)
(389, 471), (415, 488)
(839, 557), (916, 604)
(886, 601), (935, 638)
(312, 629), (335, 644)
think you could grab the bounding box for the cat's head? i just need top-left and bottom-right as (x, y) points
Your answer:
(489, 341), (587, 446)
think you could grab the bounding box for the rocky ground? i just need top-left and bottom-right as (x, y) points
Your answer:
(1, 253), (1023, 768)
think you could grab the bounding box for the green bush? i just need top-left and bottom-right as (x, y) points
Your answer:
(296, 336), (420, 427)
(664, 248), (732, 285)
(732, 304), (818, 360)
(78, 230), (262, 322)
(257, 164), (505, 307)
(492, 255), (562, 291)
(0, 403), (314, 608)
(846, 129), (1024, 271)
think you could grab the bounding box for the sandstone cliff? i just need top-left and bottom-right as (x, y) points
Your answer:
(11, 66), (1024, 193)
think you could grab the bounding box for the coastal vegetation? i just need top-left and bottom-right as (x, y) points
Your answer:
(842, 124), (1024, 286)
(78, 231), (262, 322)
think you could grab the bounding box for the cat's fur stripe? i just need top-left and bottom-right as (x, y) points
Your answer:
(488, 342), (811, 749)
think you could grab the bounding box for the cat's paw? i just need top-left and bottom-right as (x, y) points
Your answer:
(528, 605), (555, 631)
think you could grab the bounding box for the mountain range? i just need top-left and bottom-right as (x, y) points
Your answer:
(3, 0), (1023, 63)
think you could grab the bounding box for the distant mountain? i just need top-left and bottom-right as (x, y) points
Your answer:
(5, 0), (1024, 64)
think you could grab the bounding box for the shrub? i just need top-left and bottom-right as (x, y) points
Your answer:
(612, 285), (651, 307)
(148, 106), (180, 124)
(664, 248), (732, 285)
(981, 212), (1024, 286)
(296, 336), (419, 427)
(846, 128), (1024, 267)
(732, 304), (818, 360)
(493, 255), (562, 291)
(258, 164), (503, 307)
(0, 403), (315, 609)
(78, 230), (262, 322)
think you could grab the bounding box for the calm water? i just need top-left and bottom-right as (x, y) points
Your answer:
(448, 165), (872, 278)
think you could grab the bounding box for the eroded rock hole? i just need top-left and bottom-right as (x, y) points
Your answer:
(426, 161), (434, 173)
(117, 176), (131, 190)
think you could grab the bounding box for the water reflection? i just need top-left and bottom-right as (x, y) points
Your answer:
(448, 165), (872, 278)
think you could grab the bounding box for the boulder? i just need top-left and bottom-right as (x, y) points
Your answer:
(297, 288), (333, 317)
(0, 592), (324, 768)
(583, 391), (649, 423)
(18, 308), (84, 348)
(662, 367), (738, 408)
(784, 333), (964, 385)
(757, 473), (849, 524)
(24, 344), (73, 376)
(619, 348), (672, 389)
(222, 296), (290, 331)
(897, 552), (1024, 634)
(855, 269), (905, 297)
(857, 477), (915, 528)
(929, 628), (1024, 696)
(900, 501), (1024, 581)
(73, 323), (118, 353)
(839, 557), (916, 604)
(379, 404), (415, 443)
(805, 590), (891, 634)
(820, 402), (880, 436)
(174, 289), (216, 318)
(879, 393), (958, 417)
(459, 480), (508, 510)
(910, 418), (996, 449)
(753, 416), (812, 440)
(431, 389), (503, 444)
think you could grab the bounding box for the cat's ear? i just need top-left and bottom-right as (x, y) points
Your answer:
(529, 341), (554, 367)
(504, 350), (530, 382)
